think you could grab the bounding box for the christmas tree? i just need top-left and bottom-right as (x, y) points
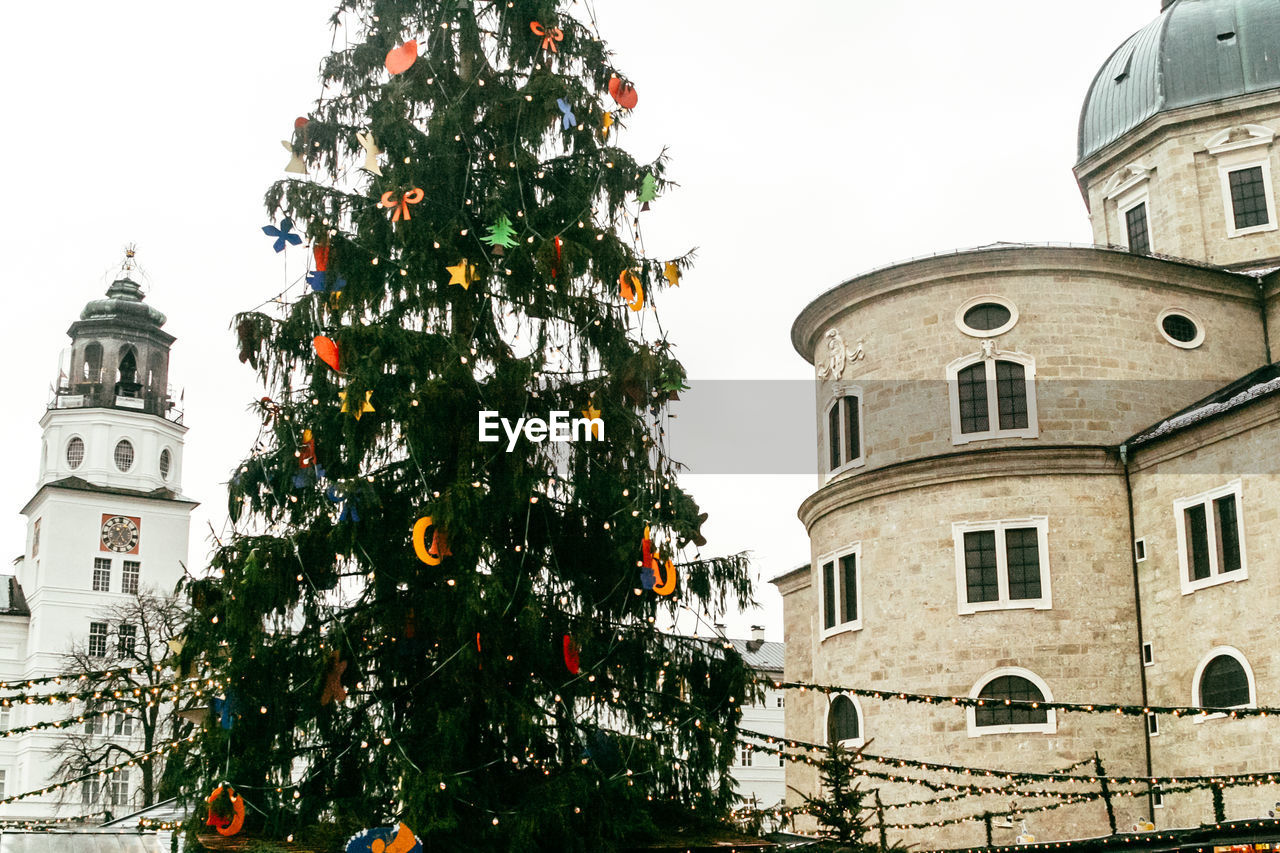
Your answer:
(180, 2), (756, 850)
(797, 744), (879, 853)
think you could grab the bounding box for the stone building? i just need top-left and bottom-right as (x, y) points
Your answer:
(0, 260), (195, 819)
(774, 0), (1280, 847)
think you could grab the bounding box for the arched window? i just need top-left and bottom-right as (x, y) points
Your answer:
(946, 349), (1038, 445)
(967, 668), (1056, 735)
(826, 693), (864, 747)
(824, 390), (864, 475)
(82, 343), (102, 383)
(1193, 648), (1255, 713)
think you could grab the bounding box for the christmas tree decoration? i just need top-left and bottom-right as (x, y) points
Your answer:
(411, 516), (450, 565)
(637, 173), (658, 210)
(480, 214), (519, 255)
(183, 2), (753, 848)
(313, 335), (340, 371)
(529, 21), (563, 53)
(445, 258), (479, 289)
(205, 785), (246, 837)
(602, 111), (614, 138)
(581, 400), (602, 438)
(556, 97), (577, 130)
(355, 130), (383, 176)
(619, 269), (644, 311)
(608, 76), (639, 109)
(313, 244), (330, 272)
(281, 139), (307, 175)
(379, 188), (424, 221)
(345, 822), (423, 853)
(339, 389), (374, 420)
(563, 635), (580, 675)
(663, 261), (681, 287)
(385, 40), (418, 75)
(320, 649), (348, 706)
(211, 694), (236, 730)
(261, 218), (303, 253)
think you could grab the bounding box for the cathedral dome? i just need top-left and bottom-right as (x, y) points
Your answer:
(79, 275), (167, 328)
(1078, 0), (1280, 161)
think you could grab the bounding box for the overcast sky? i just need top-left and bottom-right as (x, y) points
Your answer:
(0, 1), (1160, 639)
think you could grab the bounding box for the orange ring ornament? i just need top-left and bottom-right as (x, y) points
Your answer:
(206, 784), (246, 836)
(412, 516), (450, 565)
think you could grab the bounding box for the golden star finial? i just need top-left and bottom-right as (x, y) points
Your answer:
(446, 259), (478, 290)
(339, 389), (375, 420)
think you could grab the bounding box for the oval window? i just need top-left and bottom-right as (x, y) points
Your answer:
(1157, 309), (1204, 349)
(159, 448), (172, 480)
(114, 439), (135, 472)
(956, 296), (1018, 337)
(66, 437), (85, 470)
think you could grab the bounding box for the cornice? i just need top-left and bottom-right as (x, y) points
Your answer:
(797, 445), (1121, 532)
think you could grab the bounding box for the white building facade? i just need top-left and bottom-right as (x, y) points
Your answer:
(0, 268), (195, 819)
(728, 629), (786, 812)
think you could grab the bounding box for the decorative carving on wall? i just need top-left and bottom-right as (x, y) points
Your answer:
(816, 329), (865, 380)
(980, 339), (1000, 360)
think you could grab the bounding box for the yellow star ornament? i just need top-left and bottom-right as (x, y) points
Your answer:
(602, 111), (614, 138)
(446, 259), (479, 290)
(340, 389), (375, 420)
(581, 401), (602, 438)
(663, 261), (680, 288)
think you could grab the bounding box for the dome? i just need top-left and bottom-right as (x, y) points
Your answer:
(79, 275), (167, 327)
(1078, 0), (1280, 161)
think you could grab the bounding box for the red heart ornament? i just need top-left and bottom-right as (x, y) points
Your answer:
(386, 40), (418, 75)
(563, 635), (580, 674)
(314, 335), (340, 372)
(608, 77), (638, 110)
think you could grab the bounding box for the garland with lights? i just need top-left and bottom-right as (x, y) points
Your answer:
(0, 734), (197, 806)
(0, 664), (172, 694)
(768, 678), (1280, 719)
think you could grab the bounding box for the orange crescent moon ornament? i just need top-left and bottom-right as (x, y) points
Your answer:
(652, 557), (677, 596)
(412, 516), (450, 565)
(314, 335), (340, 371)
(619, 270), (644, 311)
(385, 40), (418, 75)
(206, 785), (246, 836)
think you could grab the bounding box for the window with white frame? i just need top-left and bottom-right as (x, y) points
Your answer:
(826, 693), (864, 747)
(121, 561), (140, 595)
(946, 350), (1038, 444)
(88, 622), (108, 658)
(108, 768), (130, 806)
(818, 544), (862, 636)
(92, 558), (111, 592)
(82, 778), (101, 805)
(967, 668), (1056, 736)
(85, 712), (103, 736)
(1192, 647), (1255, 713)
(1122, 198), (1152, 254)
(0, 769), (6, 799)
(1207, 125), (1278, 238)
(1175, 480), (1246, 594)
(737, 744), (753, 767)
(0, 707), (9, 730)
(118, 623), (137, 657)
(824, 391), (864, 475)
(953, 518), (1051, 614)
(1103, 162), (1155, 251)
(113, 713), (134, 737)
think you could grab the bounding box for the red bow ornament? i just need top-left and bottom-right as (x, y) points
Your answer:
(529, 21), (564, 53)
(379, 188), (425, 221)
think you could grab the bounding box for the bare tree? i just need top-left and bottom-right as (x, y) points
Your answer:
(51, 587), (192, 815)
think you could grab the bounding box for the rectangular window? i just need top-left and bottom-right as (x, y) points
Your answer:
(31, 519), (40, 558)
(1134, 538), (1147, 562)
(113, 713), (133, 737)
(957, 363), (990, 434)
(995, 362), (1029, 430)
(819, 544), (863, 636)
(88, 622), (108, 658)
(1143, 642), (1154, 666)
(1147, 713), (1159, 736)
(1229, 166), (1269, 230)
(92, 558), (111, 593)
(825, 394), (864, 473)
(118, 623), (136, 657)
(1176, 481), (1247, 594)
(0, 768), (6, 799)
(0, 707), (10, 730)
(1152, 790), (1164, 809)
(82, 779), (100, 805)
(108, 768), (130, 806)
(776, 696), (784, 708)
(954, 518), (1051, 614)
(1125, 201), (1151, 253)
(737, 745), (752, 767)
(121, 561), (140, 595)
(85, 712), (102, 735)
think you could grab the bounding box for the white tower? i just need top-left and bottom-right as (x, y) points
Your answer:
(0, 254), (196, 818)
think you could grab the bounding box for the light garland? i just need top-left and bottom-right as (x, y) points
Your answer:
(0, 674), (217, 710)
(0, 665), (168, 694)
(0, 734), (197, 806)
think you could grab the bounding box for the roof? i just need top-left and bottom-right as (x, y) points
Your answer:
(0, 834), (169, 853)
(1127, 361), (1280, 447)
(724, 638), (784, 673)
(1079, 0), (1280, 160)
(21, 476), (198, 516)
(1, 576), (30, 616)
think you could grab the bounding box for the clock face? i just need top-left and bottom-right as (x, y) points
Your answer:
(101, 515), (139, 553)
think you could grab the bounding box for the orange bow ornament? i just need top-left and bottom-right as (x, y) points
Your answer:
(529, 21), (564, 52)
(379, 188), (425, 221)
